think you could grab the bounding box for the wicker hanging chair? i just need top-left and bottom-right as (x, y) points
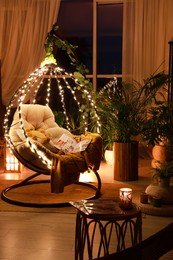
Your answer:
(1, 61), (102, 207)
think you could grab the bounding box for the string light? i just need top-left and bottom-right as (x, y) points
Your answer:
(4, 62), (100, 168)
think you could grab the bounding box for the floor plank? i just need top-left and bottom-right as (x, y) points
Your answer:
(0, 158), (173, 259)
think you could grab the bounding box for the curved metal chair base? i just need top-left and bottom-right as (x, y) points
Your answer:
(1, 169), (102, 208)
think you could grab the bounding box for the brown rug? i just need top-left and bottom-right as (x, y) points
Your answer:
(1, 179), (173, 216)
(0, 179), (145, 213)
(133, 193), (173, 217)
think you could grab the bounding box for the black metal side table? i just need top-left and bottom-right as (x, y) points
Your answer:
(70, 199), (142, 260)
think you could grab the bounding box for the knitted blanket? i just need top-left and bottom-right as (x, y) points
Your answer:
(35, 132), (102, 193)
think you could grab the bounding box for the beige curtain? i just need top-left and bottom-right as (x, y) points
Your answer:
(0, 0), (61, 106)
(122, 0), (173, 83)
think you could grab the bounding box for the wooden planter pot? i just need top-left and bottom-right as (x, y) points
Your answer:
(113, 141), (138, 181)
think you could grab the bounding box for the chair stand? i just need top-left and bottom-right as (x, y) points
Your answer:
(1, 168), (102, 208)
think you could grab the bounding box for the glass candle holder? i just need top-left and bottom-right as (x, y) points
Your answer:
(119, 188), (132, 209)
(140, 192), (148, 204)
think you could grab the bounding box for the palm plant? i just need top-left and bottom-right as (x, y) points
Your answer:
(151, 160), (173, 179)
(142, 101), (173, 146)
(96, 72), (169, 150)
(150, 160), (173, 189)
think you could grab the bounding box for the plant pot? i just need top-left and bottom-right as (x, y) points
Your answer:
(152, 145), (173, 167)
(152, 196), (161, 207)
(104, 149), (114, 165)
(158, 177), (171, 188)
(113, 141), (138, 181)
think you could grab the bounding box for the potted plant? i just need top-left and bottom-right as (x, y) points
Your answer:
(150, 160), (173, 188)
(96, 72), (169, 181)
(145, 160), (173, 205)
(142, 101), (173, 167)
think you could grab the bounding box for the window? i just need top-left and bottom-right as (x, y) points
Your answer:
(57, 0), (123, 90)
(97, 4), (122, 75)
(93, 0), (123, 90)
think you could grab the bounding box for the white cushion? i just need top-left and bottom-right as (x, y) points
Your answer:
(9, 104), (73, 168)
(9, 104), (72, 142)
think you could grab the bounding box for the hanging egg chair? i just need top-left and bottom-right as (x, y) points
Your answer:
(1, 30), (102, 207)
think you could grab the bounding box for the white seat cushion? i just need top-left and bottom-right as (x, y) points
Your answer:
(9, 104), (72, 142)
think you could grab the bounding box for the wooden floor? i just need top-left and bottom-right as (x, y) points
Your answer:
(0, 157), (173, 259)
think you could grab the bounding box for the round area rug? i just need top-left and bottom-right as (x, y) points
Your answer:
(133, 192), (173, 217)
(1, 181), (99, 208)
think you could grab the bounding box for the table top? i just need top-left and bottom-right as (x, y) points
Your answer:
(70, 199), (141, 220)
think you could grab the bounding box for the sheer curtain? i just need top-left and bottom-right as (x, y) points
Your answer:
(122, 0), (173, 83)
(0, 0), (61, 106)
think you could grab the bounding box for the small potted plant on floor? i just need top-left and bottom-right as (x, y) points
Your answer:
(150, 160), (173, 188)
(142, 100), (173, 167)
(96, 72), (169, 181)
(145, 160), (173, 205)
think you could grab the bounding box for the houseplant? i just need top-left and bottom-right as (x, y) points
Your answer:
(142, 101), (173, 146)
(43, 23), (99, 134)
(96, 72), (169, 181)
(142, 101), (173, 167)
(150, 160), (173, 188)
(145, 160), (173, 205)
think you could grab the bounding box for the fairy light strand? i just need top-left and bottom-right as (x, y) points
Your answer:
(4, 62), (100, 168)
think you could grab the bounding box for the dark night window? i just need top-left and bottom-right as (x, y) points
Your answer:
(57, 0), (123, 89)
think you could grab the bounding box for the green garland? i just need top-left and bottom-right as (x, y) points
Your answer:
(42, 24), (99, 133)
(43, 23), (92, 91)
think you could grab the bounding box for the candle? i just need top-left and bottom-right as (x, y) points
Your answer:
(140, 192), (148, 204)
(14, 157), (18, 171)
(10, 156), (14, 171)
(6, 157), (11, 171)
(5, 155), (20, 172)
(119, 188), (133, 209)
(5, 143), (21, 173)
